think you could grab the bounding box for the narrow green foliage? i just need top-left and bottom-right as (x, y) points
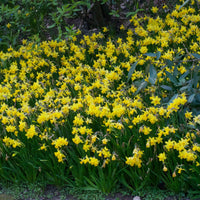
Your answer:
(127, 61), (138, 82)
(149, 64), (157, 85)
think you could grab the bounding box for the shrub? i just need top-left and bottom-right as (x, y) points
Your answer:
(0, 0), (180, 52)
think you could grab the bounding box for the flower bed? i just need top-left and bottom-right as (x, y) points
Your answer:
(0, 0), (200, 194)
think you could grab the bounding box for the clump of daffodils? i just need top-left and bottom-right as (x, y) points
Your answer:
(0, 0), (200, 190)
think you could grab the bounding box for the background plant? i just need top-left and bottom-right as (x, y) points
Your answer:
(0, 0), (182, 52)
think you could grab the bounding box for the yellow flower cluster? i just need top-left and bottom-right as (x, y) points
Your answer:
(0, 1), (199, 182)
(3, 136), (22, 148)
(52, 137), (68, 149)
(126, 147), (143, 168)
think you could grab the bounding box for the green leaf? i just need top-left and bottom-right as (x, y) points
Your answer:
(144, 53), (156, 57)
(173, 65), (179, 76)
(119, 175), (134, 191)
(187, 79), (193, 92)
(179, 0), (190, 10)
(188, 94), (196, 103)
(126, 9), (144, 18)
(47, 24), (56, 29)
(160, 85), (172, 91)
(165, 71), (178, 86)
(57, 7), (63, 13)
(156, 51), (161, 60)
(177, 78), (186, 87)
(109, 10), (120, 17)
(135, 80), (148, 95)
(149, 64), (157, 85)
(165, 59), (173, 67)
(14, 5), (20, 10)
(127, 61), (138, 82)
(174, 53), (184, 62)
(40, 159), (48, 162)
(0, 42), (8, 46)
(101, 0), (108, 4)
(191, 53), (200, 59)
(193, 75), (199, 89)
(133, 79), (144, 88)
(179, 70), (190, 82)
(196, 94), (200, 103)
(180, 85), (189, 92)
(84, 176), (98, 189)
(193, 65), (200, 88)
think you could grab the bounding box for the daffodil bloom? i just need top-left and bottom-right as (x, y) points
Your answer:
(150, 96), (161, 106)
(89, 157), (99, 166)
(172, 171), (176, 178)
(158, 152), (167, 162)
(102, 138), (108, 144)
(140, 46), (148, 54)
(3, 136), (22, 148)
(177, 167), (185, 174)
(54, 150), (65, 162)
(6, 23), (11, 28)
(40, 144), (47, 151)
(185, 111), (193, 120)
(194, 115), (200, 125)
(118, 24), (124, 31)
(26, 125), (38, 139)
(102, 27), (108, 32)
(52, 137), (68, 149)
(151, 7), (158, 13)
(163, 166), (168, 172)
